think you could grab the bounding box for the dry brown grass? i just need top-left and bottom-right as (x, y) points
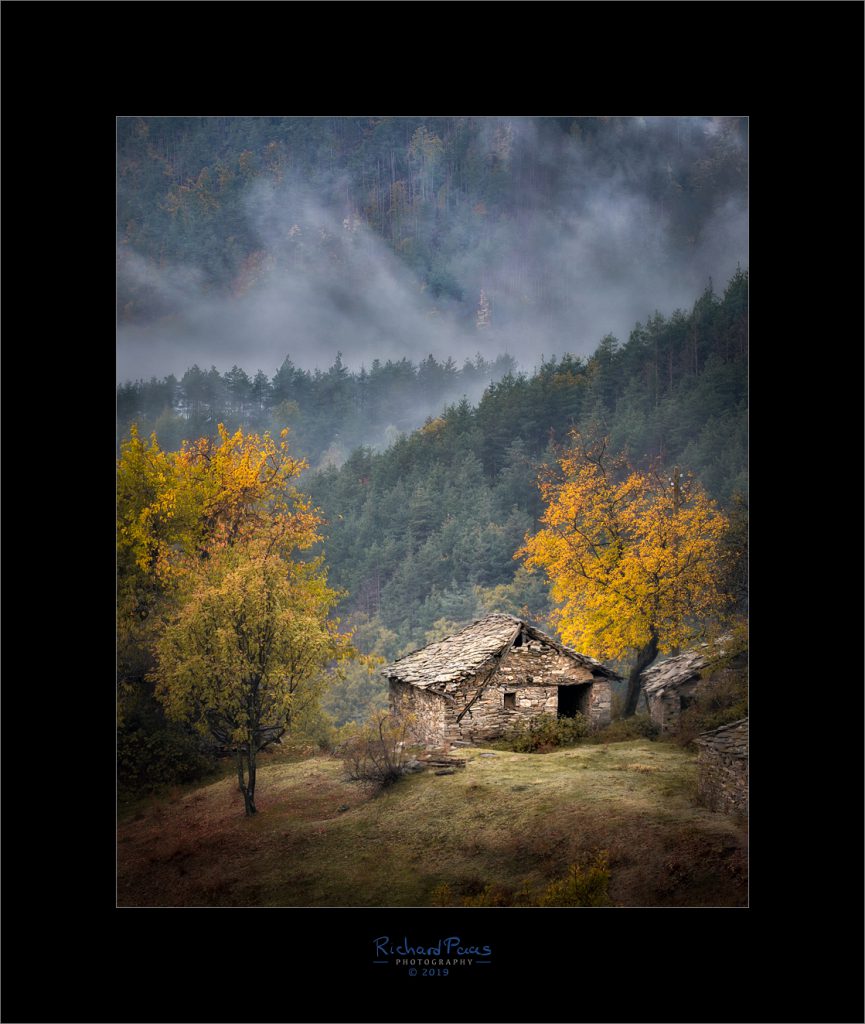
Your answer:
(117, 740), (746, 908)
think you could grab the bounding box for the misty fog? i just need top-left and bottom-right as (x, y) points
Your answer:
(117, 115), (747, 385)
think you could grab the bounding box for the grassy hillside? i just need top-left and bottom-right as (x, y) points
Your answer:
(118, 740), (746, 907)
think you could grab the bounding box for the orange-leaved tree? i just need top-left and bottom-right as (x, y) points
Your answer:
(518, 433), (730, 717)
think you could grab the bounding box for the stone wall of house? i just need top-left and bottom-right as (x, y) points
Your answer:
(646, 691), (676, 731)
(449, 639), (612, 742)
(695, 719), (748, 817)
(391, 637), (614, 745)
(389, 680), (447, 746)
(646, 678), (701, 733)
(501, 640), (597, 688)
(452, 681), (560, 741)
(588, 678), (612, 725)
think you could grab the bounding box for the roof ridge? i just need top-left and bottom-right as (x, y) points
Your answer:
(385, 612), (525, 665)
(382, 611), (622, 686)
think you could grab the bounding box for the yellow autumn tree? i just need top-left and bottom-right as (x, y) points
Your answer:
(117, 423), (310, 706)
(118, 424), (354, 810)
(117, 425), (186, 713)
(154, 522), (351, 816)
(117, 422), (308, 615)
(519, 433), (730, 717)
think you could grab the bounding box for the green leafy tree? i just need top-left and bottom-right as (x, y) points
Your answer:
(154, 529), (351, 815)
(118, 424), (353, 805)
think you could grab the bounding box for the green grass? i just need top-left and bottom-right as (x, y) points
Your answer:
(117, 740), (746, 907)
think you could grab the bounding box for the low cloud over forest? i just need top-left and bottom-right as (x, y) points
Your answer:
(117, 116), (747, 382)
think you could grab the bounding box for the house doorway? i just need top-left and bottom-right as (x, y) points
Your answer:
(558, 685), (581, 718)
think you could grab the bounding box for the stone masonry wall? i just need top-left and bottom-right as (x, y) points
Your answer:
(646, 678), (701, 733)
(391, 637), (614, 745)
(452, 681), (559, 742)
(449, 640), (612, 742)
(588, 678), (612, 726)
(502, 641), (596, 688)
(696, 720), (748, 817)
(389, 680), (446, 746)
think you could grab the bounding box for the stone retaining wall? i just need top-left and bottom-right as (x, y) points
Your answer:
(695, 719), (748, 817)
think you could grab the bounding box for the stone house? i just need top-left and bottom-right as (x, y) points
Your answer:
(384, 613), (619, 747)
(640, 646), (715, 733)
(694, 718), (748, 816)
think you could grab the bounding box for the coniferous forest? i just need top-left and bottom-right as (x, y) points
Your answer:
(118, 271), (747, 731)
(117, 117), (748, 912)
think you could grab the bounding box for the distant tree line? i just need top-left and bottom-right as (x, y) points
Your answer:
(117, 352), (517, 466)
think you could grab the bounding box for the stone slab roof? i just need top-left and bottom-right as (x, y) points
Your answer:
(383, 612), (619, 693)
(641, 637), (735, 696)
(694, 717), (748, 756)
(641, 647), (710, 696)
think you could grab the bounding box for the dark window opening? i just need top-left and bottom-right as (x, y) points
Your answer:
(679, 694), (694, 712)
(512, 631), (524, 648)
(504, 692), (516, 709)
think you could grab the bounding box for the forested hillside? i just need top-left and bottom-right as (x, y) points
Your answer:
(116, 113), (752, 930)
(308, 270), (747, 722)
(117, 268), (747, 727)
(117, 115), (747, 774)
(118, 116), (746, 321)
(118, 116), (747, 384)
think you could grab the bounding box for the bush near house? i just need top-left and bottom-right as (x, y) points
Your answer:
(337, 710), (415, 788)
(493, 712), (590, 752)
(591, 713), (660, 744)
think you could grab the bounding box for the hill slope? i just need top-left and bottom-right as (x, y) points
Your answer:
(117, 271), (748, 733)
(118, 741), (746, 907)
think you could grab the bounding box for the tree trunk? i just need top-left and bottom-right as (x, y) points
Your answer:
(243, 746), (257, 816)
(622, 633), (659, 718)
(236, 750), (246, 795)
